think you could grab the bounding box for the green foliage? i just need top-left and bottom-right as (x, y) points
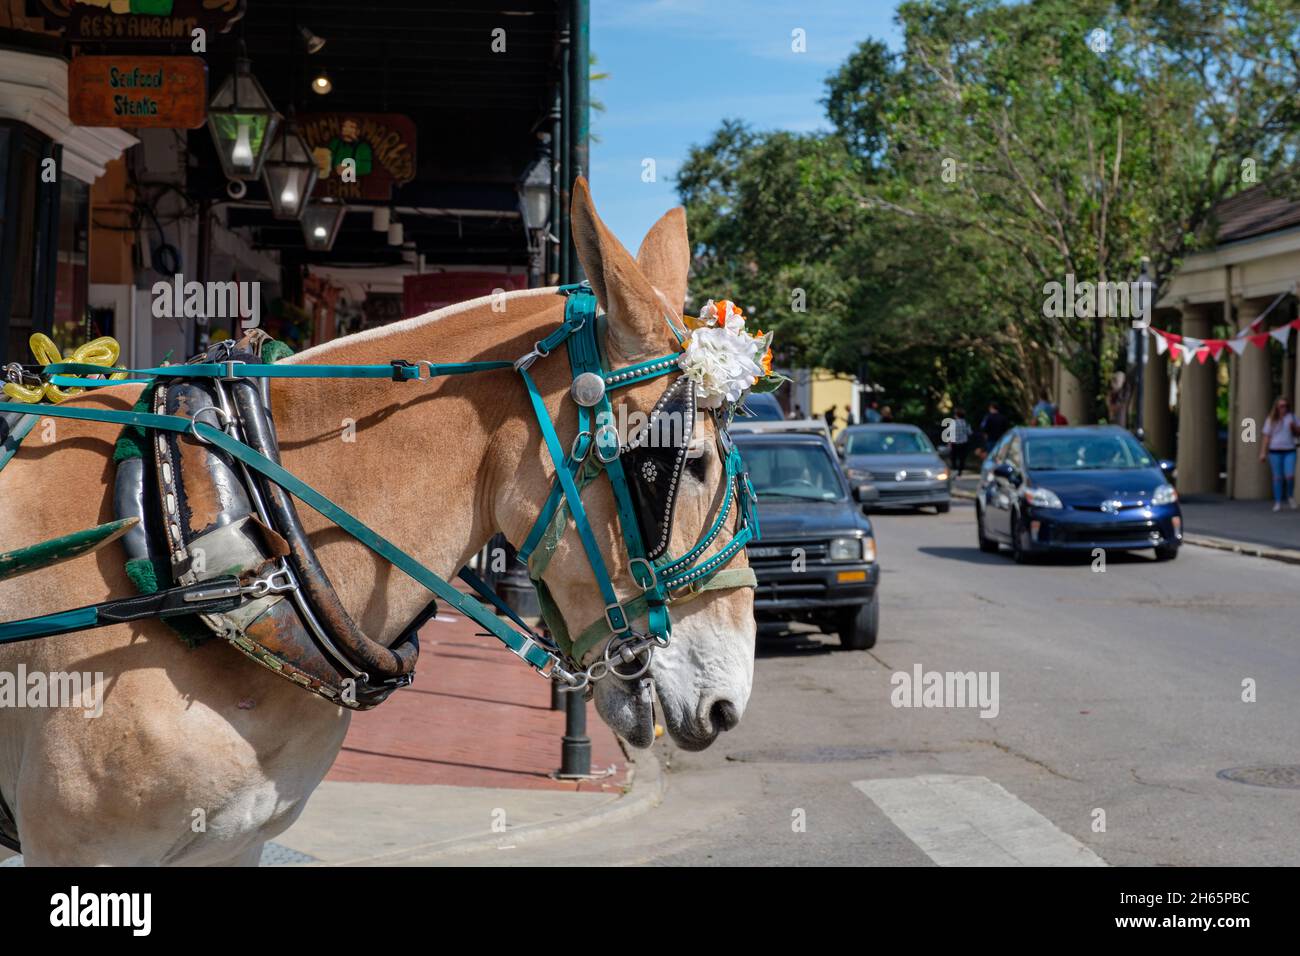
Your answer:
(677, 0), (1300, 424)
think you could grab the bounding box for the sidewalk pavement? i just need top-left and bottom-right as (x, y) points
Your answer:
(273, 606), (661, 864)
(950, 474), (1300, 564)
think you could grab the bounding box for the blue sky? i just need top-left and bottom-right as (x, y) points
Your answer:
(589, 0), (903, 252)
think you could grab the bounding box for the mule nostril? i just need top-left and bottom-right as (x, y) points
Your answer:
(710, 699), (741, 732)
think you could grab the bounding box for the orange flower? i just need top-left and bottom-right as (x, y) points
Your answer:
(761, 347), (773, 376)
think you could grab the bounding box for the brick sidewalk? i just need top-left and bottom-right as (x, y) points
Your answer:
(326, 609), (629, 793)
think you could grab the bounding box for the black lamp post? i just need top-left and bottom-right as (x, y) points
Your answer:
(1134, 257), (1152, 442)
(207, 55), (281, 182)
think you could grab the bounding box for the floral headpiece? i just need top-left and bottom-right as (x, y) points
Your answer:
(676, 299), (786, 410)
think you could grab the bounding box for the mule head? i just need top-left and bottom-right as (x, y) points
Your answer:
(524, 178), (757, 751)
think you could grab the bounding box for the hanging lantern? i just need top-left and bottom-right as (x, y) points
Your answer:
(518, 145), (552, 232)
(301, 198), (347, 252)
(262, 120), (318, 221)
(207, 56), (281, 181)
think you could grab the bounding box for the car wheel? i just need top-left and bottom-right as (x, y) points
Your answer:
(1154, 543), (1179, 561)
(837, 594), (879, 650)
(1010, 512), (1033, 564)
(976, 505), (999, 553)
(935, 502), (951, 514)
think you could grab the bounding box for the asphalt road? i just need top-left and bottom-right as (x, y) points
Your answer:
(445, 499), (1300, 866)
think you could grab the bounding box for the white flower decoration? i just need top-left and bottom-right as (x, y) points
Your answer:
(678, 300), (766, 409)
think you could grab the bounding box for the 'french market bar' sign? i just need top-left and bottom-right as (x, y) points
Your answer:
(69, 56), (207, 128)
(27, 0), (245, 42)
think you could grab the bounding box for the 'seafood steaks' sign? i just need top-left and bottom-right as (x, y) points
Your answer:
(69, 56), (207, 129)
(27, 0), (245, 42)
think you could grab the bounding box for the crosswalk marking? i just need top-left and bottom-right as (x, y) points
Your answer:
(852, 774), (1107, 867)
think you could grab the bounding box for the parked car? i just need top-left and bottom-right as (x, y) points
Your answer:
(735, 430), (880, 649)
(739, 392), (786, 421)
(835, 423), (952, 513)
(975, 426), (1182, 562)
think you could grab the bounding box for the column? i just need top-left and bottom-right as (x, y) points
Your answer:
(1141, 313), (1173, 459)
(1175, 303), (1219, 495)
(1054, 358), (1089, 424)
(1230, 296), (1274, 499)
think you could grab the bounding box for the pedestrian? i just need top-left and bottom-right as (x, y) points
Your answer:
(948, 407), (972, 476)
(823, 407), (837, 431)
(1259, 396), (1299, 511)
(980, 401), (1010, 450)
(864, 401), (882, 423)
(791, 404), (805, 420)
(880, 405), (894, 423)
(843, 403), (856, 426)
(1031, 389), (1055, 427)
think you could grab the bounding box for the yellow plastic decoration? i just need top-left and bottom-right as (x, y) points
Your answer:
(2, 333), (128, 404)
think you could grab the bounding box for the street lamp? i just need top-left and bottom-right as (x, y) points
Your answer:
(261, 119), (318, 221)
(300, 198), (347, 252)
(207, 55), (281, 182)
(519, 135), (553, 289)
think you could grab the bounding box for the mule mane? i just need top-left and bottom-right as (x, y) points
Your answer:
(285, 285), (562, 363)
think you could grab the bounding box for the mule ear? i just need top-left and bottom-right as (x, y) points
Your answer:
(636, 207), (690, 318)
(571, 177), (669, 362)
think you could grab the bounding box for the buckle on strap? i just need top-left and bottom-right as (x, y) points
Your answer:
(513, 341), (550, 372)
(604, 602), (630, 634)
(391, 360), (416, 381)
(628, 557), (657, 591)
(594, 424), (620, 462)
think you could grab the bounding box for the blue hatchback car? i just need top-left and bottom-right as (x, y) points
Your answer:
(975, 426), (1182, 562)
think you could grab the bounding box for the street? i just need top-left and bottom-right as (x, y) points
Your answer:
(439, 500), (1300, 866)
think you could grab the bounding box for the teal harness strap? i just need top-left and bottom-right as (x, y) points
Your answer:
(0, 399), (555, 673)
(1, 282), (764, 688)
(0, 412), (38, 475)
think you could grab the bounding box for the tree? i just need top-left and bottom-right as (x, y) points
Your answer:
(679, 0), (1300, 423)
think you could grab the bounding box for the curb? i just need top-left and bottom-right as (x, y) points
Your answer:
(1182, 534), (1300, 566)
(955, 486), (1300, 566)
(317, 745), (666, 866)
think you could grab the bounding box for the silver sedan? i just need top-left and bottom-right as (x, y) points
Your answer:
(834, 424), (952, 513)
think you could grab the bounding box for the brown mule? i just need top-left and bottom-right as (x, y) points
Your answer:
(0, 180), (756, 865)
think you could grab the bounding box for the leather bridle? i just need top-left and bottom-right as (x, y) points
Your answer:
(0, 283), (760, 697)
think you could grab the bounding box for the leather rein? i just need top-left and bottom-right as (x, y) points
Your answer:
(0, 284), (759, 694)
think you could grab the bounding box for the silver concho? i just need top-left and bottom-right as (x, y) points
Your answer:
(570, 371), (607, 407)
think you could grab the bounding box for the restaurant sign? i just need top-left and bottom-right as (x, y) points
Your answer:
(27, 0), (245, 42)
(299, 113), (417, 202)
(69, 55), (207, 129)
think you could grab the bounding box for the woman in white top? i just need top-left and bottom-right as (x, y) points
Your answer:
(1259, 397), (1299, 511)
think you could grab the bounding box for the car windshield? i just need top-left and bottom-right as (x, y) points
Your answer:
(1024, 433), (1155, 471)
(845, 429), (934, 455)
(741, 442), (844, 501)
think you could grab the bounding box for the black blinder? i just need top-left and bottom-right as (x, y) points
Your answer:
(621, 378), (697, 561)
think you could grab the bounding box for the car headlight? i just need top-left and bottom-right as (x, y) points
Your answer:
(845, 467), (869, 481)
(1022, 486), (1063, 509)
(933, 469), (950, 481)
(829, 537), (864, 561)
(1151, 483), (1178, 505)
